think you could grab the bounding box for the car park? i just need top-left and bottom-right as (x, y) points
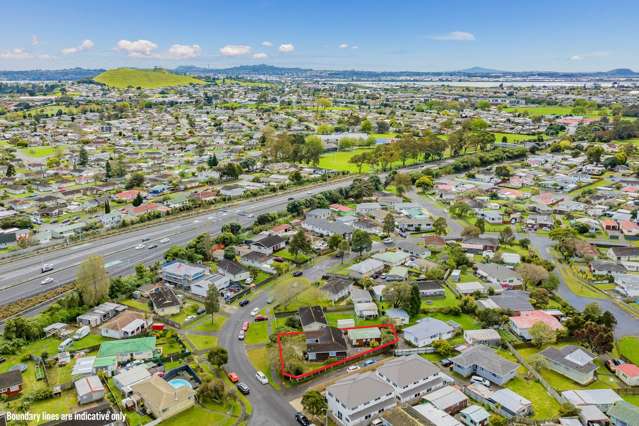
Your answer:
(228, 372), (240, 383)
(255, 371), (269, 384)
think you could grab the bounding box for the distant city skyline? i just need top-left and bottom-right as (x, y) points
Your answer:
(0, 0), (637, 72)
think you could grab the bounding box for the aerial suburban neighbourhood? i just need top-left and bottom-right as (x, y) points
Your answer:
(1, 2), (639, 426)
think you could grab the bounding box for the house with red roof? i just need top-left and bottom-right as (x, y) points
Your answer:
(498, 188), (525, 200)
(619, 220), (639, 239)
(329, 203), (353, 214)
(601, 218), (619, 231)
(114, 189), (142, 202)
(616, 363), (639, 386)
(123, 203), (169, 217)
(509, 310), (563, 340)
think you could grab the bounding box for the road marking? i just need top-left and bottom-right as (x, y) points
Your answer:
(105, 260), (122, 268)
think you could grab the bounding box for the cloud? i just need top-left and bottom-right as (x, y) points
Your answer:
(167, 44), (201, 59)
(338, 43), (349, 49)
(219, 44), (251, 56)
(352, 45), (359, 49)
(61, 39), (94, 55)
(31, 35), (40, 46)
(253, 52), (268, 59)
(0, 48), (33, 59)
(431, 31), (475, 41)
(570, 51), (609, 61)
(261, 41), (273, 47)
(278, 43), (295, 53)
(116, 39), (158, 57)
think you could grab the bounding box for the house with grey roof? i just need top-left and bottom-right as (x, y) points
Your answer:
(348, 258), (384, 279)
(607, 400), (639, 426)
(396, 240), (431, 258)
(403, 318), (454, 347)
(376, 355), (451, 403)
(250, 234), (286, 255)
(326, 372), (397, 426)
(450, 345), (518, 385)
(475, 263), (523, 289)
(350, 287), (373, 304)
(477, 291), (533, 315)
(302, 217), (354, 238)
(321, 275), (354, 302)
(562, 389), (623, 412)
(539, 345), (597, 385)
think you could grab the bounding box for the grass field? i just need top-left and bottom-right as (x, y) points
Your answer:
(186, 315), (227, 333)
(18, 146), (61, 158)
(215, 78), (275, 88)
(187, 334), (218, 351)
(247, 346), (280, 390)
(94, 68), (205, 89)
(493, 132), (542, 143)
(618, 336), (639, 364)
(318, 148), (423, 173)
(504, 105), (607, 118)
(558, 266), (604, 299)
(244, 320), (269, 345)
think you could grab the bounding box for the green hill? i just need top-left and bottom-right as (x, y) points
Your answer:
(94, 68), (205, 89)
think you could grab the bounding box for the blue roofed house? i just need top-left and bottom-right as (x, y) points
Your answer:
(450, 345), (518, 385)
(403, 318), (454, 347)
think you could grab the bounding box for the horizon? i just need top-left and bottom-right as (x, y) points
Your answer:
(1, 0), (638, 72)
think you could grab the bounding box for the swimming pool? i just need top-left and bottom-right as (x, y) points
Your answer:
(168, 378), (193, 389)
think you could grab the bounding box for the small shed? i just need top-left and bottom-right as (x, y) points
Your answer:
(74, 375), (105, 405)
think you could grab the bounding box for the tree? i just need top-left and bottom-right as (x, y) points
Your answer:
(125, 172), (144, 189)
(516, 263), (549, 288)
(78, 146), (89, 166)
(475, 218), (486, 233)
(223, 246), (236, 260)
(382, 282), (412, 309)
(76, 255), (109, 306)
(303, 136), (324, 166)
(433, 217), (447, 236)
(104, 200), (110, 214)
(351, 229), (372, 255)
(105, 160), (112, 179)
(208, 154), (218, 168)
(462, 225), (481, 238)
(574, 321), (613, 354)
(301, 390), (328, 416)
(408, 284), (421, 316)
(5, 163), (15, 177)
(198, 378), (226, 404)
(494, 165), (511, 178)
(415, 175), (433, 192)
(289, 230), (311, 259)
(376, 120), (390, 133)
(337, 239), (350, 263)
(360, 119), (373, 133)
(499, 226), (515, 244)
(383, 213), (395, 235)
(393, 173), (412, 196)
(348, 152), (370, 173)
(530, 321), (557, 347)
(586, 145), (605, 163)
(132, 192), (144, 207)
(432, 339), (454, 357)
(449, 201), (471, 218)
(327, 234), (343, 251)
(205, 284), (220, 320)
(207, 346), (228, 368)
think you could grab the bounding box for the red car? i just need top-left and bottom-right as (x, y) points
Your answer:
(228, 372), (240, 383)
(242, 321), (250, 331)
(254, 315), (268, 322)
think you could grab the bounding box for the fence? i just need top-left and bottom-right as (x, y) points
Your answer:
(394, 346), (435, 356)
(505, 341), (566, 404)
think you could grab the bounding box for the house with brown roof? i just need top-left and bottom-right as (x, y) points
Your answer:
(298, 306), (328, 332)
(130, 375), (195, 421)
(305, 326), (348, 361)
(0, 370), (23, 398)
(100, 311), (149, 340)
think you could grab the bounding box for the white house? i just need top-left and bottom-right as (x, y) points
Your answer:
(376, 355), (452, 403)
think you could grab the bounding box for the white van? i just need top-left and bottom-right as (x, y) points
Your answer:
(255, 371), (268, 385)
(73, 326), (90, 340)
(58, 338), (73, 352)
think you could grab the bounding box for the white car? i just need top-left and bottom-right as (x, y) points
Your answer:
(255, 371), (269, 384)
(250, 307), (260, 316)
(41, 277), (55, 285)
(346, 365), (360, 373)
(160, 238), (170, 243)
(470, 375), (491, 387)
(41, 264), (54, 273)
(135, 244), (145, 250)
(238, 331), (245, 340)
(382, 237), (393, 244)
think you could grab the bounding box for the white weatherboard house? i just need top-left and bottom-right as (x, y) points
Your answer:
(376, 355), (452, 403)
(326, 372), (396, 426)
(403, 318), (454, 347)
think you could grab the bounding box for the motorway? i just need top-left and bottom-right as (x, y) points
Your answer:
(0, 179), (354, 305)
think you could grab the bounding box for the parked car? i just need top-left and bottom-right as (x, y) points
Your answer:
(255, 371), (269, 384)
(197, 307), (206, 315)
(440, 358), (453, 367)
(237, 382), (250, 395)
(383, 237), (393, 245)
(346, 365), (360, 373)
(292, 271), (303, 277)
(250, 307), (260, 316)
(242, 321), (250, 331)
(238, 331), (245, 340)
(254, 315), (268, 322)
(470, 375), (491, 387)
(41, 264), (54, 273)
(0, 357), (6, 364)
(266, 296), (274, 304)
(228, 372), (240, 383)
(363, 359), (376, 367)
(239, 299), (250, 307)
(607, 358), (626, 372)
(295, 412), (311, 426)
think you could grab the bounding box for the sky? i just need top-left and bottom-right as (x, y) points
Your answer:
(0, 0), (637, 72)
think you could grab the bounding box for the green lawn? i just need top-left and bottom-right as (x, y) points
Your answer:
(504, 105), (607, 118)
(276, 248), (311, 263)
(559, 266), (604, 299)
(244, 320), (269, 345)
(420, 287), (460, 309)
(186, 315), (227, 333)
(187, 334), (218, 351)
(19, 146), (60, 158)
(618, 336), (639, 364)
(507, 376), (561, 419)
(121, 298), (152, 312)
(170, 301), (205, 324)
(69, 333), (111, 351)
(160, 400), (241, 426)
(247, 346), (280, 390)
(26, 390), (79, 425)
(94, 68), (205, 89)
(493, 132), (542, 143)
(428, 312), (480, 330)
(318, 147), (423, 173)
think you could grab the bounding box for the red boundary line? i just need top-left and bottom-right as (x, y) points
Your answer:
(276, 323), (398, 380)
